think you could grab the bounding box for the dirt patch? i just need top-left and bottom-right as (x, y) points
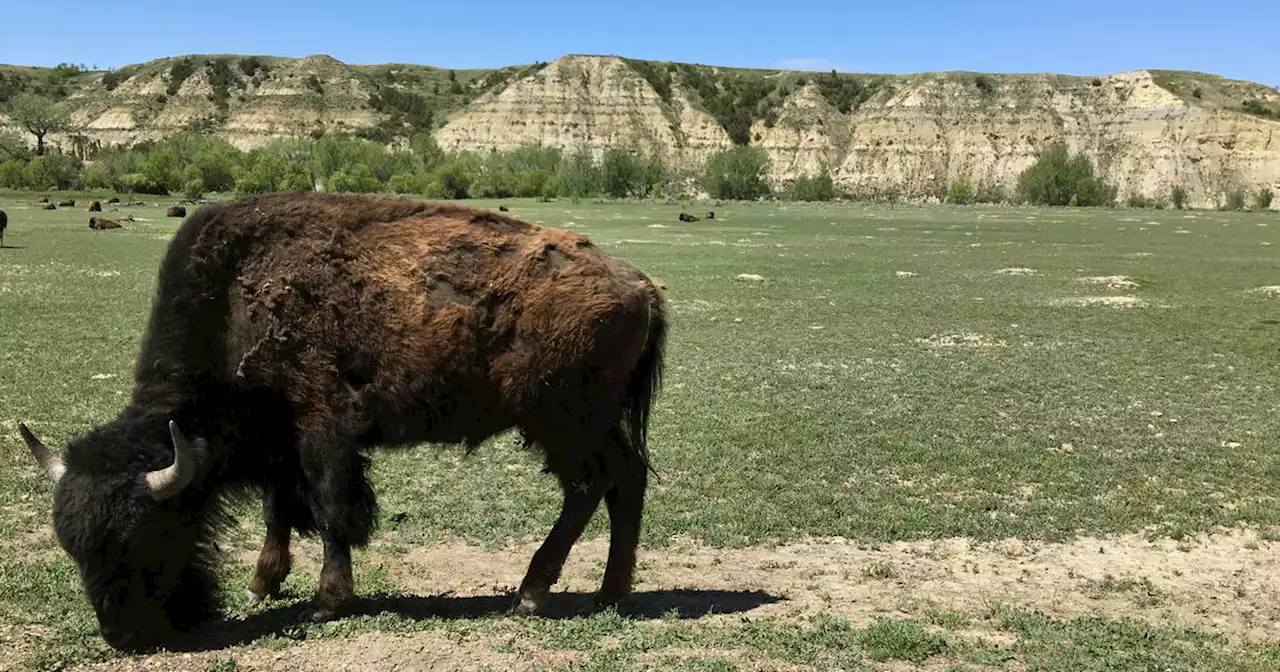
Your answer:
(1249, 286), (1280, 297)
(1057, 296), (1145, 308)
(915, 333), (1007, 348)
(60, 528), (1280, 670)
(735, 273), (766, 282)
(995, 267), (1037, 276)
(1079, 275), (1140, 290)
(894, 271), (918, 278)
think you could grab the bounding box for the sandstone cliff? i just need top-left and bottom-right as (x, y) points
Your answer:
(1, 53), (1278, 207)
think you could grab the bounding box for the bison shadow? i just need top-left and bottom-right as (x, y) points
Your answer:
(170, 588), (782, 652)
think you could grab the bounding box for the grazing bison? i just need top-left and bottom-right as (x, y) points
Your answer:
(0, 209), (7, 247)
(499, 205), (510, 212)
(167, 206), (187, 217)
(89, 217), (123, 230)
(89, 201), (102, 212)
(678, 212), (700, 222)
(20, 191), (668, 650)
(58, 199), (76, 207)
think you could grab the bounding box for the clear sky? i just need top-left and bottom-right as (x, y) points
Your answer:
(1, 0), (1275, 86)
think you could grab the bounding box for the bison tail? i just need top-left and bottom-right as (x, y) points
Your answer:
(620, 285), (668, 477)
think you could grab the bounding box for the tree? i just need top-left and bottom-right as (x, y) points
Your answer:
(701, 147), (772, 200)
(7, 93), (72, 156)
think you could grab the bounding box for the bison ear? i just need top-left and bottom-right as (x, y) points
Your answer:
(18, 423), (66, 482)
(143, 421), (205, 501)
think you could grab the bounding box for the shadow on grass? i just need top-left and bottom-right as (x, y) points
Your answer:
(164, 588), (783, 653)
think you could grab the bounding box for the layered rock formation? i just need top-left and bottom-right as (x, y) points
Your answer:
(1, 53), (1277, 207)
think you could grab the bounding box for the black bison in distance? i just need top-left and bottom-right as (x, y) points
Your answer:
(19, 191), (668, 650)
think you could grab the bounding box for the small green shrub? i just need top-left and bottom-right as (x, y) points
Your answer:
(786, 172), (837, 201)
(1254, 187), (1274, 210)
(1224, 188), (1247, 211)
(167, 57), (196, 96)
(948, 179), (973, 205)
(1171, 185), (1188, 209)
(974, 75), (996, 95)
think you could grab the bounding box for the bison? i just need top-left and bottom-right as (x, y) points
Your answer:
(58, 199), (76, 207)
(43, 203), (57, 210)
(0, 209), (7, 247)
(19, 191), (668, 650)
(106, 197), (121, 204)
(167, 206), (187, 218)
(89, 217), (123, 229)
(678, 212), (700, 222)
(89, 201), (102, 212)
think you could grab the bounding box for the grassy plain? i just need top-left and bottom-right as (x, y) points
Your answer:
(1, 194), (1279, 670)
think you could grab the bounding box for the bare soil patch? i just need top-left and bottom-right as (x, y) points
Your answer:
(995, 267), (1037, 276)
(1249, 286), (1280, 297)
(65, 528), (1280, 670)
(1056, 296), (1146, 308)
(1079, 275), (1140, 290)
(915, 333), (1007, 348)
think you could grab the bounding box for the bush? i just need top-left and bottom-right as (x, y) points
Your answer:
(0, 159), (26, 188)
(702, 146), (771, 200)
(601, 148), (659, 198)
(1126, 193), (1154, 208)
(1224, 188), (1247, 211)
(387, 172), (428, 194)
(167, 58), (196, 97)
(329, 163), (383, 193)
(1016, 141), (1116, 207)
(1171, 185), (1188, 209)
(974, 75), (996, 95)
(83, 164), (113, 189)
(554, 147), (601, 199)
(1255, 187), (1274, 211)
(974, 183), (1007, 204)
(23, 154), (82, 190)
(947, 179), (973, 205)
(786, 172), (837, 201)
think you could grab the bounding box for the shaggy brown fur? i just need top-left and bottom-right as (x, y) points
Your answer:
(167, 206), (187, 218)
(22, 191), (668, 647)
(89, 217), (123, 229)
(89, 201), (102, 212)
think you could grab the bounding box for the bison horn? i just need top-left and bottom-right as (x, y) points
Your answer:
(144, 421), (202, 500)
(18, 423), (66, 482)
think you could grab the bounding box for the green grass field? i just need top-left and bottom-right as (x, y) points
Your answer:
(1, 194), (1279, 670)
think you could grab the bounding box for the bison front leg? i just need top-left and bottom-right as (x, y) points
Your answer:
(246, 485), (297, 602)
(512, 467), (609, 615)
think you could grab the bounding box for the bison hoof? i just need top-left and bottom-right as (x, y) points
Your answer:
(509, 596), (543, 616)
(297, 605), (337, 623)
(244, 588), (265, 604)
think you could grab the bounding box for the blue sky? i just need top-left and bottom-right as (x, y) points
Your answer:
(1, 0), (1275, 85)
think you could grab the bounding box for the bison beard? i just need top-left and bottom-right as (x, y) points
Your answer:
(18, 191), (668, 649)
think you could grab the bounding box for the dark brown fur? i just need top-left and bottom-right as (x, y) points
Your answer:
(89, 201), (102, 212)
(167, 206), (187, 218)
(26, 191), (668, 647)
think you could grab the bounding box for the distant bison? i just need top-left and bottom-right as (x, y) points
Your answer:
(89, 201), (102, 212)
(499, 205), (510, 212)
(678, 212), (700, 222)
(89, 217), (123, 230)
(166, 206), (186, 218)
(0, 209), (7, 247)
(43, 203), (56, 210)
(20, 191), (668, 650)
(705, 211), (715, 219)
(106, 197), (121, 204)
(58, 199), (75, 207)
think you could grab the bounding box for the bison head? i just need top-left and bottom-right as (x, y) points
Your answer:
(19, 420), (215, 650)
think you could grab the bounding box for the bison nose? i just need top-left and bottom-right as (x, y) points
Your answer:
(99, 623), (137, 649)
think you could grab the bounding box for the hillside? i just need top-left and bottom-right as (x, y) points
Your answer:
(2, 53), (1279, 207)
